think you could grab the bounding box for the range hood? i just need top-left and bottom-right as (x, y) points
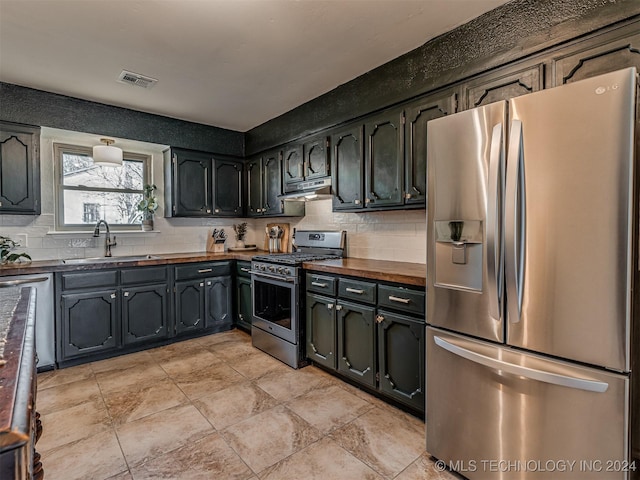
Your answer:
(280, 177), (332, 201)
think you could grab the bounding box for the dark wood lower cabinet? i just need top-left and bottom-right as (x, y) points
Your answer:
(377, 310), (425, 411)
(175, 279), (206, 334)
(337, 300), (376, 388)
(122, 284), (168, 345)
(61, 290), (119, 359)
(236, 276), (252, 331)
(306, 293), (336, 369)
(205, 275), (233, 330)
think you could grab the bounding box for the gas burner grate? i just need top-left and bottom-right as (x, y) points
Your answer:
(252, 253), (342, 265)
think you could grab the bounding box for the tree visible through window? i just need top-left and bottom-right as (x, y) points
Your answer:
(54, 143), (150, 228)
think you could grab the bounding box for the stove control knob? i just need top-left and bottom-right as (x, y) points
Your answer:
(268, 266), (276, 272)
(277, 267), (284, 274)
(284, 268), (292, 275)
(260, 265), (266, 271)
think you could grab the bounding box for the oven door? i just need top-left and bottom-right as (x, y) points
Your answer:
(252, 271), (299, 344)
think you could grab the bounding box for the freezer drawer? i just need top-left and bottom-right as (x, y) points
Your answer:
(426, 327), (630, 480)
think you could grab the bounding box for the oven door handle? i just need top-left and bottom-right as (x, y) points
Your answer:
(251, 271), (296, 283)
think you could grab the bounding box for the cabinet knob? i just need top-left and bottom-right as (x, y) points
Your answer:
(405, 193), (412, 199)
(327, 303), (334, 310)
(214, 209), (220, 213)
(354, 199), (361, 205)
(335, 305), (343, 311)
(206, 209), (212, 214)
(110, 293), (117, 299)
(365, 198), (371, 204)
(199, 282), (204, 287)
(207, 281), (212, 286)
(376, 314), (385, 324)
(123, 291), (130, 297)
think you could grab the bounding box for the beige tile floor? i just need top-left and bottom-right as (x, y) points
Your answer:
(37, 329), (460, 480)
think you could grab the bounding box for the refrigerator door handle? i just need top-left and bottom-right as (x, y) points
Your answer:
(434, 335), (609, 393)
(505, 119), (526, 323)
(487, 123), (503, 320)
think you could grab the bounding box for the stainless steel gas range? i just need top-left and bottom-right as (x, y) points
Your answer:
(251, 230), (346, 368)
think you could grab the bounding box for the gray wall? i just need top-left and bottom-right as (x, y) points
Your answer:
(0, 82), (244, 157)
(245, 0), (640, 155)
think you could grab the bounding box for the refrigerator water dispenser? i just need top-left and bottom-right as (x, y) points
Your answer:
(434, 220), (483, 291)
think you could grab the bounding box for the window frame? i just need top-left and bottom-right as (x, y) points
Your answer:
(53, 142), (152, 231)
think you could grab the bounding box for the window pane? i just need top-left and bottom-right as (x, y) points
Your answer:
(63, 190), (143, 225)
(62, 153), (143, 190)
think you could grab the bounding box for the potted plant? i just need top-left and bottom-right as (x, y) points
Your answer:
(233, 222), (247, 248)
(137, 184), (159, 231)
(0, 235), (31, 264)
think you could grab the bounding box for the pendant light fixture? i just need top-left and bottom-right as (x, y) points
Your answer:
(92, 138), (123, 167)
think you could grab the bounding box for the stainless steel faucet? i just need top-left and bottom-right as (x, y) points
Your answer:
(93, 220), (117, 257)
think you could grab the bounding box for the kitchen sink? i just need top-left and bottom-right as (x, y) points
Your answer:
(62, 255), (161, 264)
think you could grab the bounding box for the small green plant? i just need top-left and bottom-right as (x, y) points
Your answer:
(0, 235), (31, 264)
(137, 184), (159, 220)
(233, 222), (247, 241)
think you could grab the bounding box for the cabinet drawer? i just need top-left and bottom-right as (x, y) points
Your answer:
(60, 270), (118, 291)
(378, 284), (425, 316)
(236, 261), (252, 278)
(121, 266), (167, 285)
(338, 278), (376, 304)
(175, 261), (231, 280)
(306, 273), (337, 296)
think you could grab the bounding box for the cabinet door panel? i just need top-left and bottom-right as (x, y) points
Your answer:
(331, 126), (364, 210)
(174, 151), (212, 216)
(304, 136), (329, 180)
(263, 151), (283, 216)
(213, 159), (242, 216)
(61, 290), (118, 359)
(365, 110), (404, 208)
(405, 94), (455, 205)
(246, 159), (263, 216)
(553, 31), (640, 85)
(205, 275), (233, 329)
(122, 284), (168, 345)
(175, 280), (205, 333)
(377, 311), (425, 412)
(283, 144), (304, 190)
(464, 64), (544, 109)
(236, 276), (252, 330)
(337, 300), (376, 387)
(0, 123), (40, 214)
(306, 293), (336, 369)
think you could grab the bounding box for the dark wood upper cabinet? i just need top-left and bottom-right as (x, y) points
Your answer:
(246, 157), (263, 216)
(212, 158), (243, 216)
(552, 26), (640, 86)
(164, 148), (212, 217)
(331, 125), (364, 211)
(463, 64), (544, 109)
(283, 143), (304, 189)
(262, 149), (283, 216)
(164, 147), (243, 217)
(405, 93), (456, 206)
(0, 122), (40, 215)
(364, 109), (404, 208)
(304, 136), (329, 181)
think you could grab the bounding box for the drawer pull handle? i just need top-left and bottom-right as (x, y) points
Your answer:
(240, 268), (251, 273)
(346, 287), (364, 294)
(389, 295), (410, 304)
(198, 268), (213, 273)
(312, 281), (328, 288)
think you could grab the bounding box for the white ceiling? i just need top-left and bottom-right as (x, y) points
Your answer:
(0, 0), (509, 132)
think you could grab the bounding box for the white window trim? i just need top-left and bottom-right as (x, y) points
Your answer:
(53, 142), (152, 231)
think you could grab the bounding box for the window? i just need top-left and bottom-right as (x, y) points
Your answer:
(54, 143), (150, 229)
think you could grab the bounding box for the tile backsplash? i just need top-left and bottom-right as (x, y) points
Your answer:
(1, 128), (426, 264)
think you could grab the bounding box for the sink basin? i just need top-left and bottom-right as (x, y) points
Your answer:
(62, 255), (161, 265)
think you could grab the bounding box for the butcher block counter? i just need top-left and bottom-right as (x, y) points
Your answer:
(0, 287), (42, 480)
(303, 258), (426, 287)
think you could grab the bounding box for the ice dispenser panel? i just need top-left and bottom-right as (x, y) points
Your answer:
(434, 220), (483, 291)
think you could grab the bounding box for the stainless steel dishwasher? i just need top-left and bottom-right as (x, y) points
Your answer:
(0, 273), (55, 370)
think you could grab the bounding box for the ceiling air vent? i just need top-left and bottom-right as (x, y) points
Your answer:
(117, 70), (158, 89)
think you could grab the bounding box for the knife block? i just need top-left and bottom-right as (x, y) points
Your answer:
(206, 237), (225, 253)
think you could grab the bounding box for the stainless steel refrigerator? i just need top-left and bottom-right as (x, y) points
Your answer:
(426, 67), (638, 480)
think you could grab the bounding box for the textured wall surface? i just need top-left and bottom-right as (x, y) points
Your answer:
(245, 0), (640, 154)
(0, 83), (245, 156)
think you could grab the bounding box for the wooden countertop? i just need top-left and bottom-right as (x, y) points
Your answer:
(0, 250), (265, 276)
(1, 252), (426, 287)
(303, 258), (426, 287)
